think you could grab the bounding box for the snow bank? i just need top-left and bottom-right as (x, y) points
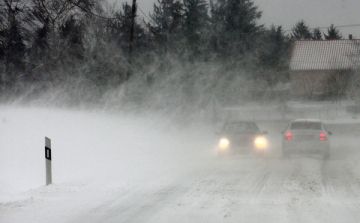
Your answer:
(0, 105), (214, 200)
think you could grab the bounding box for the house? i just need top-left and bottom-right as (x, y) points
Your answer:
(290, 37), (360, 100)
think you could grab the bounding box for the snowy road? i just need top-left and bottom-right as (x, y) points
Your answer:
(76, 155), (360, 223)
(1, 107), (360, 223)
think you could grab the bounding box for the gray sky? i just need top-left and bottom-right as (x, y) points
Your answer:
(116, 0), (360, 39)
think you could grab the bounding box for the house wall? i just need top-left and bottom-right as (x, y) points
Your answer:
(290, 70), (329, 97)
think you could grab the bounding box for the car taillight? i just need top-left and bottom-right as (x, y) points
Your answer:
(285, 132), (292, 140)
(320, 132), (326, 141)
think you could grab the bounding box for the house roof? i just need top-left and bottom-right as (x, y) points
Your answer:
(290, 39), (360, 70)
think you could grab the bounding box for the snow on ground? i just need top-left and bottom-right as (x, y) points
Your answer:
(0, 105), (213, 196)
(1, 105), (360, 223)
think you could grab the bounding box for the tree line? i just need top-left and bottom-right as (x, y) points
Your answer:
(0, 0), (345, 109)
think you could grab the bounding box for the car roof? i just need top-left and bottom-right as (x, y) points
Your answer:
(225, 121), (257, 124)
(292, 119), (322, 123)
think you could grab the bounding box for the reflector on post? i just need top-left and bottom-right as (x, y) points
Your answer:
(45, 137), (52, 186)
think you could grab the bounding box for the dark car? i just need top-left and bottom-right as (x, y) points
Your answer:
(282, 119), (332, 159)
(217, 121), (268, 157)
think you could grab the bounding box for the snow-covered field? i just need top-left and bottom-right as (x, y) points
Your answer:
(1, 105), (360, 223)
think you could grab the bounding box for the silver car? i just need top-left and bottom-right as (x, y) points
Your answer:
(282, 119), (332, 159)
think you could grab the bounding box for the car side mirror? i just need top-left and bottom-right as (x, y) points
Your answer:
(262, 131), (268, 135)
(328, 131), (332, 135)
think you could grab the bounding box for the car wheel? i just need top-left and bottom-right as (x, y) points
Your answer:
(282, 150), (290, 158)
(323, 151), (330, 160)
(282, 144), (290, 158)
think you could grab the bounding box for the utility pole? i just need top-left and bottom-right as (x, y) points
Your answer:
(127, 0), (137, 80)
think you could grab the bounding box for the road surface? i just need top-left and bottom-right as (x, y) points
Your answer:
(1, 118), (360, 223)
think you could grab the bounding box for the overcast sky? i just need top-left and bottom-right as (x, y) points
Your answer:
(116, 0), (360, 39)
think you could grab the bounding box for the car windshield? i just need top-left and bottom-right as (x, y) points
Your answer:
(290, 122), (322, 130)
(222, 122), (260, 134)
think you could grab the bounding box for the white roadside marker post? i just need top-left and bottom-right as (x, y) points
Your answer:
(45, 137), (52, 185)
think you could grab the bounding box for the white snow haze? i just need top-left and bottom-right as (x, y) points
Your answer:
(2, 0), (360, 222)
(0, 104), (214, 222)
(1, 101), (360, 222)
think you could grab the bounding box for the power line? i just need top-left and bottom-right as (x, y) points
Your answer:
(52, 0), (360, 36)
(66, 0), (118, 20)
(137, 6), (151, 21)
(333, 23), (360, 28)
(137, 5), (157, 26)
(66, 0), (155, 24)
(284, 23), (360, 32)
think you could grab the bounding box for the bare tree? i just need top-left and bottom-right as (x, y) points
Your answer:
(27, 0), (96, 78)
(347, 41), (360, 106)
(323, 69), (352, 104)
(30, 0), (94, 31)
(296, 75), (320, 100)
(0, 0), (30, 87)
(323, 46), (359, 104)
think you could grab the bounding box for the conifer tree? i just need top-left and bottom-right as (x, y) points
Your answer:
(147, 0), (184, 56)
(183, 0), (209, 61)
(312, 28), (322, 40)
(60, 16), (85, 64)
(291, 20), (312, 40)
(0, 0), (27, 87)
(107, 2), (146, 54)
(27, 24), (49, 78)
(324, 24), (343, 40)
(209, 0), (263, 60)
(258, 25), (290, 88)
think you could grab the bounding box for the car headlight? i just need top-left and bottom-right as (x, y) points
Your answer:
(219, 138), (230, 149)
(254, 137), (266, 149)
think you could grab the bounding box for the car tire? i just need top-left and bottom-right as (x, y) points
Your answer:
(282, 150), (290, 158)
(282, 143), (290, 158)
(323, 150), (330, 160)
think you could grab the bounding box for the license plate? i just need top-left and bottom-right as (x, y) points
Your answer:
(297, 135), (313, 141)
